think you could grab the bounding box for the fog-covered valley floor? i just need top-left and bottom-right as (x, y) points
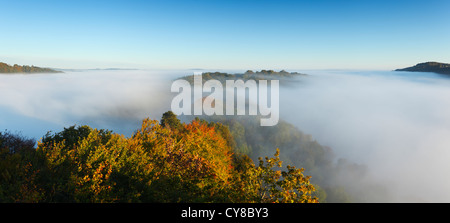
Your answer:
(280, 70), (450, 202)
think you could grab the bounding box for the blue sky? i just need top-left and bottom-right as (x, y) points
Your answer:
(1, 0), (449, 70)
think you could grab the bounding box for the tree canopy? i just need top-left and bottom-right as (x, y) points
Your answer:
(179, 70), (306, 85)
(0, 62), (62, 73)
(0, 113), (318, 203)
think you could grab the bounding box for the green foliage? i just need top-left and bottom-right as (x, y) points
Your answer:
(190, 115), (365, 202)
(0, 132), (42, 202)
(0, 62), (62, 73)
(0, 112), (318, 203)
(254, 149), (318, 203)
(396, 62), (450, 75)
(179, 70), (306, 85)
(160, 111), (182, 131)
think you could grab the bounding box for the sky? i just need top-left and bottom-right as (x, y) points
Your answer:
(0, 0), (449, 70)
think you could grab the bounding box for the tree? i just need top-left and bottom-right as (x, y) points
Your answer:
(0, 62), (61, 73)
(0, 112), (319, 203)
(256, 149), (318, 203)
(160, 111), (182, 130)
(0, 130), (35, 154)
(0, 131), (42, 202)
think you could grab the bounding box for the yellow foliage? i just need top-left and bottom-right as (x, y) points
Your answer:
(4, 115), (318, 203)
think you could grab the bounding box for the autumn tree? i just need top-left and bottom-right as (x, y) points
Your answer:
(255, 149), (318, 203)
(0, 131), (42, 202)
(1, 112), (318, 203)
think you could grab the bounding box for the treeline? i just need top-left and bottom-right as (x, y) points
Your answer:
(180, 70), (306, 85)
(395, 62), (450, 75)
(0, 112), (318, 203)
(0, 62), (62, 73)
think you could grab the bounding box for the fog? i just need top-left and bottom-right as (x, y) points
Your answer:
(0, 70), (181, 139)
(280, 70), (450, 202)
(2, 69), (450, 202)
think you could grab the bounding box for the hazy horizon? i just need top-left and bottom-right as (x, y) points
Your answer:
(1, 0), (449, 70)
(0, 60), (420, 72)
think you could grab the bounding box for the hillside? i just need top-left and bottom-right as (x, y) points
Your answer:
(0, 62), (62, 73)
(184, 114), (384, 203)
(0, 112), (318, 203)
(395, 62), (450, 75)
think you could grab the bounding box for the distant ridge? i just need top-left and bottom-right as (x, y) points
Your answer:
(395, 62), (450, 75)
(179, 69), (306, 85)
(56, 68), (139, 72)
(0, 62), (62, 73)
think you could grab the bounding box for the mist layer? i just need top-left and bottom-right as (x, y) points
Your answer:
(0, 70), (179, 139)
(2, 69), (450, 202)
(281, 70), (450, 202)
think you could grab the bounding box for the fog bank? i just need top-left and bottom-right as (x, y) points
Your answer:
(0, 70), (181, 139)
(280, 70), (450, 202)
(2, 69), (450, 202)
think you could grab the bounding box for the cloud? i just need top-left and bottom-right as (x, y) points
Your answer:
(0, 69), (180, 139)
(279, 70), (450, 202)
(2, 68), (450, 202)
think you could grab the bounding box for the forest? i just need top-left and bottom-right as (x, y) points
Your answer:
(0, 62), (61, 73)
(0, 69), (387, 203)
(175, 70), (386, 202)
(0, 112), (318, 203)
(180, 70), (306, 85)
(395, 62), (450, 75)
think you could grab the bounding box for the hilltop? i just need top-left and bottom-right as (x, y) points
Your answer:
(395, 62), (450, 75)
(180, 69), (306, 84)
(0, 62), (62, 73)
